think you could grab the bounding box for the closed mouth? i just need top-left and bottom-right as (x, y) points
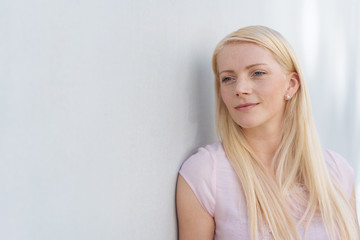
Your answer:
(235, 103), (259, 110)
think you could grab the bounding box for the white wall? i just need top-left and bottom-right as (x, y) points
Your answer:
(0, 0), (359, 239)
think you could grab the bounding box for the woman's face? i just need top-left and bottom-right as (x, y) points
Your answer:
(217, 42), (298, 132)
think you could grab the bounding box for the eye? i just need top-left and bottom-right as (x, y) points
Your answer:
(221, 76), (234, 83)
(252, 71), (266, 77)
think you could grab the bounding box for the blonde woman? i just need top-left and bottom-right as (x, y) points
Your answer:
(176, 26), (359, 240)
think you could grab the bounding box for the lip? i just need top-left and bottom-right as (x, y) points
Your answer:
(235, 103), (259, 111)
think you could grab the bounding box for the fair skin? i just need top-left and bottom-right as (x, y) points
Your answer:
(176, 42), (358, 239)
(176, 175), (215, 240)
(177, 42), (298, 239)
(218, 42), (299, 172)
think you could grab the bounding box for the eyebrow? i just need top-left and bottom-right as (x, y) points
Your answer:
(219, 63), (267, 75)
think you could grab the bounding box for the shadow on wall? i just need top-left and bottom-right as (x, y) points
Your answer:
(188, 52), (217, 154)
(175, 51), (217, 239)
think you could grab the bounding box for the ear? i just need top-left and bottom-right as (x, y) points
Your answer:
(286, 72), (300, 97)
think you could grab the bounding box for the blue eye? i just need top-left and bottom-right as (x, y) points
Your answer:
(253, 71), (265, 77)
(222, 77), (233, 83)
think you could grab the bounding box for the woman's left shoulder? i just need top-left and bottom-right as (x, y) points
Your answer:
(323, 149), (354, 198)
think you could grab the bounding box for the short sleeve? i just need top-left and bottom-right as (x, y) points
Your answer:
(324, 149), (354, 199)
(179, 147), (216, 217)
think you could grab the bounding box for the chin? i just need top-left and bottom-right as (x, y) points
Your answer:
(234, 121), (259, 129)
(230, 113), (261, 130)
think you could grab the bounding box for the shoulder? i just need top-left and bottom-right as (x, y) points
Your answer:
(323, 149), (354, 198)
(179, 142), (226, 183)
(178, 142), (224, 216)
(180, 142), (223, 173)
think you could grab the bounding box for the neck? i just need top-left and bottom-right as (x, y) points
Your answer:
(242, 124), (283, 172)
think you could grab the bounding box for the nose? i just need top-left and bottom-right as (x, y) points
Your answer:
(234, 78), (252, 96)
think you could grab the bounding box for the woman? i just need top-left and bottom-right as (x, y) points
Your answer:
(176, 26), (359, 240)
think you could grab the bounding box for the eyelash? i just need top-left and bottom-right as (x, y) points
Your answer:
(221, 71), (266, 83)
(252, 71), (266, 77)
(221, 77), (234, 83)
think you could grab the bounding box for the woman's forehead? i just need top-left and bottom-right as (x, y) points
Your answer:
(217, 43), (279, 72)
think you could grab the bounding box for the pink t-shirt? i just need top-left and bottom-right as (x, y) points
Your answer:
(179, 142), (354, 240)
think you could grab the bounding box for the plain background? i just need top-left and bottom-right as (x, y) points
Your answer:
(0, 0), (359, 239)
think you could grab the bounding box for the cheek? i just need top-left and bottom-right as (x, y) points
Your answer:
(263, 86), (287, 111)
(263, 90), (284, 107)
(220, 87), (232, 107)
(259, 79), (286, 100)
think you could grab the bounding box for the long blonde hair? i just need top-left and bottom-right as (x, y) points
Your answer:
(212, 26), (359, 239)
